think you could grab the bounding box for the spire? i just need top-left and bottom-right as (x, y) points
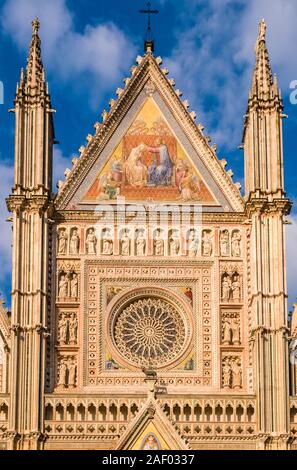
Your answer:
(250, 19), (279, 100)
(26, 18), (45, 89)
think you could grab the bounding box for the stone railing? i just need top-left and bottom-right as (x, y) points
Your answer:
(158, 396), (257, 437)
(44, 394), (256, 438)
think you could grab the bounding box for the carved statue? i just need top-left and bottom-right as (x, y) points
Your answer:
(70, 229), (80, 255)
(222, 275), (231, 302)
(188, 230), (198, 257)
(154, 230), (164, 256)
(70, 273), (78, 298)
(231, 231), (241, 257)
(231, 275), (241, 301)
(59, 315), (69, 345)
(58, 361), (67, 388)
(58, 229), (67, 255)
(136, 231), (146, 256)
(86, 229), (97, 254)
(69, 314), (78, 344)
(222, 319), (232, 344)
(222, 361), (232, 388)
(169, 234), (180, 256)
(142, 365), (157, 378)
(220, 230), (229, 256)
(202, 231), (213, 257)
(68, 362), (77, 388)
(232, 318), (241, 345)
(58, 275), (68, 298)
(121, 231), (131, 256)
(232, 359), (242, 389)
(102, 231), (113, 255)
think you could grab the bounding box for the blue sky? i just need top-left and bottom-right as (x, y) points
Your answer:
(0, 0), (296, 308)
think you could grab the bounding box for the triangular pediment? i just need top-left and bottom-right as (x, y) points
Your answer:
(115, 400), (189, 451)
(55, 54), (244, 212)
(82, 98), (218, 205)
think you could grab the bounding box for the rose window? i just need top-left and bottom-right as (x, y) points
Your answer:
(112, 297), (187, 368)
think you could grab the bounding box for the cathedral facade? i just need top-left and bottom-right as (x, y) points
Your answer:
(0, 18), (297, 450)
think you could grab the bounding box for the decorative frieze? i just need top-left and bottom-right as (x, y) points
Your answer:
(56, 225), (217, 258)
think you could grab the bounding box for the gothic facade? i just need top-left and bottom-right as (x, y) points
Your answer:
(0, 18), (297, 450)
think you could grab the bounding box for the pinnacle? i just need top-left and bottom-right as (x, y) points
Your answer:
(25, 18), (45, 89)
(32, 17), (40, 34)
(250, 20), (279, 101)
(258, 19), (266, 43)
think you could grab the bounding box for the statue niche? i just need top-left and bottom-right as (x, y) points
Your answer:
(120, 229), (131, 256)
(220, 229), (230, 257)
(135, 229), (147, 256)
(70, 273), (79, 299)
(57, 356), (77, 389)
(169, 229), (180, 256)
(58, 272), (79, 301)
(58, 312), (78, 346)
(69, 227), (80, 255)
(222, 314), (241, 345)
(187, 229), (199, 257)
(57, 228), (68, 255)
(202, 230), (213, 257)
(154, 229), (165, 256)
(86, 228), (97, 255)
(231, 230), (241, 258)
(221, 272), (242, 303)
(58, 272), (68, 299)
(222, 356), (243, 390)
(101, 228), (113, 255)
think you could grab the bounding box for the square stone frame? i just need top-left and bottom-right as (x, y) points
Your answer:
(81, 258), (217, 392)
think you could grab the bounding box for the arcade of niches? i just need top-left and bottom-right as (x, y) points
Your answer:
(0, 18), (297, 450)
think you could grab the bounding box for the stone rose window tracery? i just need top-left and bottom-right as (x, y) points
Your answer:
(107, 294), (192, 370)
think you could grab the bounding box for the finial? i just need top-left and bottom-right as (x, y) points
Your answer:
(140, 2), (159, 54)
(20, 68), (25, 83)
(32, 17), (40, 35)
(144, 40), (154, 54)
(258, 19), (266, 42)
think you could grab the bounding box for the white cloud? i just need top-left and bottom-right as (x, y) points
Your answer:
(163, 0), (297, 150)
(0, 162), (13, 287)
(286, 214), (297, 309)
(1, 0), (137, 106)
(164, 0), (249, 149)
(1, 0), (72, 56)
(236, 0), (297, 87)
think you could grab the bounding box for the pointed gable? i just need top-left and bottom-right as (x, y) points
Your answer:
(115, 400), (189, 450)
(82, 97), (218, 205)
(55, 53), (244, 212)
